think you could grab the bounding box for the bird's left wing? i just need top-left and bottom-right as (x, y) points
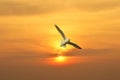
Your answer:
(55, 24), (66, 40)
(68, 42), (82, 49)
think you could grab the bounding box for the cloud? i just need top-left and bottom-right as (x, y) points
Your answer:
(0, 0), (120, 16)
(62, 48), (120, 56)
(0, 1), (61, 16)
(74, 0), (120, 12)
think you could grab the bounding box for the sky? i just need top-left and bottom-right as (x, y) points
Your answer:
(0, 0), (120, 80)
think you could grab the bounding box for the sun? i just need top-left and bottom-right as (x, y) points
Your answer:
(46, 56), (78, 66)
(54, 56), (66, 62)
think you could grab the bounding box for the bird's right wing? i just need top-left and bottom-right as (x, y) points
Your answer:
(68, 42), (82, 49)
(55, 24), (66, 40)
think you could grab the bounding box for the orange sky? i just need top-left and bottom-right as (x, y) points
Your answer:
(0, 0), (120, 80)
(0, 0), (120, 63)
(0, 0), (120, 54)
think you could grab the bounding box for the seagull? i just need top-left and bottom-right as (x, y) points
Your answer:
(55, 24), (82, 49)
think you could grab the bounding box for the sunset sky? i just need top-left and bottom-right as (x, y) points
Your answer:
(0, 0), (120, 80)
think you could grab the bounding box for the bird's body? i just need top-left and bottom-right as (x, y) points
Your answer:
(60, 38), (70, 47)
(55, 24), (82, 49)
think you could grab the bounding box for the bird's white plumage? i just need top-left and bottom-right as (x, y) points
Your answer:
(55, 24), (82, 49)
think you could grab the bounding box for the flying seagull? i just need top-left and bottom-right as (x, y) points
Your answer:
(55, 24), (82, 49)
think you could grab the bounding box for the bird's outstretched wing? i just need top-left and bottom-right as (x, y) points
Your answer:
(55, 24), (66, 40)
(68, 42), (82, 49)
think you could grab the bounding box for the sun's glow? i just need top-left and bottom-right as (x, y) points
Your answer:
(46, 56), (79, 66)
(54, 56), (66, 63)
(37, 56), (90, 66)
(52, 40), (71, 55)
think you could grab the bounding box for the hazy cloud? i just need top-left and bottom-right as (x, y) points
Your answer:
(74, 0), (120, 12)
(0, 1), (62, 16)
(1, 47), (119, 58)
(0, 0), (120, 16)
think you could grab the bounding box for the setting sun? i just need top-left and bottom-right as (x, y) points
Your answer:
(54, 56), (66, 63)
(46, 56), (80, 66)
